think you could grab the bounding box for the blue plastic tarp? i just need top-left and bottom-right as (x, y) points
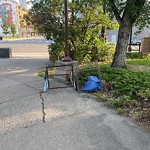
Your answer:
(81, 76), (102, 91)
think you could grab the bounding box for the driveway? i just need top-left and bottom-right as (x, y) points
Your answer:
(0, 54), (150, 150)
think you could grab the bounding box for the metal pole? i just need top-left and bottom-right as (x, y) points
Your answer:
(62, 0), (72, 61)
(128, 26), (133, 52)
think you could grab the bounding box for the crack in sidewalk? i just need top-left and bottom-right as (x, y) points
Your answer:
(39, 92), (46, 123)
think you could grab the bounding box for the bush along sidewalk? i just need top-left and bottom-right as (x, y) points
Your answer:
(78, 65), (150, 130)
(100, 66), (150, 101)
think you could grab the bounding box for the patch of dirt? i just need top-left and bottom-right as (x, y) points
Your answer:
(94, 90), (150, 132)
(128, 100), (150, 131)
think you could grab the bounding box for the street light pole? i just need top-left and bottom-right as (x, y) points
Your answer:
(62, 0), (72, 61)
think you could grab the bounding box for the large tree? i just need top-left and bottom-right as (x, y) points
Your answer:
(106, 0), (149, 68)
(25, 0), (118, 61)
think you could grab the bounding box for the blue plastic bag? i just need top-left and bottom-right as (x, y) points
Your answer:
(81, 76), (102, 91)
(87, 76), (100, 82)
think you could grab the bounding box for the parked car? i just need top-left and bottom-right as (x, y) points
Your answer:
(131, 40), (141, 45)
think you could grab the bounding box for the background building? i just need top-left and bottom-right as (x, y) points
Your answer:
(19, 0), (32, 10)
(0, 0), (34, 37)
(0, 0), (19, 36)
(19, 0), (26, 9)
(106, 27), (150, 44)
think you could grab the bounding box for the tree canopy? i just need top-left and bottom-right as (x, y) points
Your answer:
(25, 0), (150, 67)
(25, 0), (118, 61)
(134, 0), (150, 31)
(10, 23), (16, 37)
(1, 23), (10, 36)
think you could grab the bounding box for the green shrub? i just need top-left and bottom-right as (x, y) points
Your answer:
(143, 52), (150, 60)
(48, 39), (115, 63)
(48, 43), (64, 62)
(127, 52), (150, 60)
(116, 108), (128, 115)
(111, 95), (139, 109)
(127, 52), (143, 59)
(78, 64), (150, 100)
(95, 43), (115, 62)
(100, 66), (150, 100)
(112, 98), (127, 109)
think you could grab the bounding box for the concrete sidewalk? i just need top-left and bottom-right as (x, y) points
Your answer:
(0, 57), (150, 150)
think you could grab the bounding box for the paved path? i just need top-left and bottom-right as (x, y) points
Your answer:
(0, 37), (50, 59)
(0, 57), (64, 103)
(0, 54), (150, 149)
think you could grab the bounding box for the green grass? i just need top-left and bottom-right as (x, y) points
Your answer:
(127, 59), (150, 72)
(2, 35), (21, 40)
(127, 59), (150, 67)
(38, 71), (44, 77)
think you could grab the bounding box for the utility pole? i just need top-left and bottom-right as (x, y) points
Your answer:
(128, 26), (133, 52)
(62, 0), (72, 61)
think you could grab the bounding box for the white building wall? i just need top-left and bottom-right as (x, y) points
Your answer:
(19, 0), (32, 10)
(0, 0), (19, 36)
(26, 0), (32, 10)
(106, 27), (150, 44)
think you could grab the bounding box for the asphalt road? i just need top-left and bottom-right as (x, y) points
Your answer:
(0, 37), (54, 44)
(0, 37), (51, 58)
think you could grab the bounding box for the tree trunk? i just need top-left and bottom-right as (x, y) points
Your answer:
(101, 26), (105, 38)
(111, 22), (131, 68)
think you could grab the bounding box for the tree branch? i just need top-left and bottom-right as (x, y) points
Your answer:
(123, 0), (146, 24)
(108, 0), (122, 24)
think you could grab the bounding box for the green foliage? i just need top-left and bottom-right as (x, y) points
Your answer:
(111, 95), (139, 109)
(78, 64), (150, 100)
(25, 0), (117, 62)
(127, 59), (150, 67)
(116, 108), (128, 115)
(107, 0), (149, 26)
(134, 0), (150, 31)
(96, 43), (115, 62)
(101, 66), (150, 100)
(137, 88), (150, 100)
(10, 23), (17, 37)
(112, 96), (131, 109)
(143, 52), (150, 60)
(48, 43), (64, 62)
(127, 52), (143, 59)
(127, 52), (150, 60)
(1, 23), (10, 35)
